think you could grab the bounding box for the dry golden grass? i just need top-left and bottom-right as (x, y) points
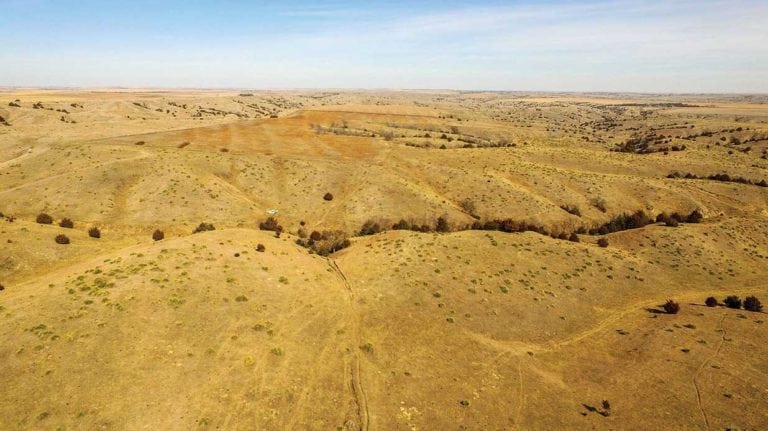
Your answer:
(1, 89), (767, 430)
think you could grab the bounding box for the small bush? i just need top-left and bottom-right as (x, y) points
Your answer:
(309, 231), (322, 241)
(591, 197), (607, 213)
(663, 300), (680, 314)
(392, 219), (410, 230)
(744, 296), (763, 312)
(656, 213), (679, 227)
(256, 244), (265, 252)
(686, 209), (703, 223)
(705, 296), (718, 307)
(359, 220), (383, 236)
(724, 295), (742, 309)
(55, 234), (70, 245)
(88, 227), (101, 238)
(568, 233), (580, 243)
(459, 199), (477, 217)
(0, 283), (4, 291)
(323, 192), (334, 201)
(152, 229), (164, 241)
(193, 223), (214, 234)
(597, 238), (609, 248)
(259, 217), (283, 233)
(560, 204), (581, 217)
(59, 218), (74, 228)
(36, 213), (53, 224)
(435, 216), (450, 233)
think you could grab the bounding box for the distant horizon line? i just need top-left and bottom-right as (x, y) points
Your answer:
(1, 85), (767, 97)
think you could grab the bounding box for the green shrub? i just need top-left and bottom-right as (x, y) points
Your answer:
(55, 234), (70, 245)
(59, 218), (74, 228)
(88, 227), (101, 238)
(152, 229), (164, 241)
(705, 296), (718, 307)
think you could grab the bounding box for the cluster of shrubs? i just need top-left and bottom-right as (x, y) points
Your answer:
(259, 217), (283, 236)
(667, 172), (767, 188)
(586, 210), (652, 235)
(352, 207), (703, 248)
(295, 230), (351, 256)
(357, 217), (454, 236)
(588, 209), (702, 234)
(358, 216), (575, 242)
(655, 211), (702, 227)
(613, 133), (686, 154)
(707, 295), (763, 312)
(35, 213), (102, 242)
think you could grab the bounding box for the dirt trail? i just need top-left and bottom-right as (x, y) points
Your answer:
(0, 145), (46, 169)
(327, 259), (370, 431)
(470, 286), (766, 358)
(693, 312), (728, 430)
(0, 148), (150, 195)
(514, 356), (527, 430)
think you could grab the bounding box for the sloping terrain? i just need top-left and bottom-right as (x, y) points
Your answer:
(1, 89), (767, 430)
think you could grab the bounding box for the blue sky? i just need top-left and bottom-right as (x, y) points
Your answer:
(1, 0), (766, 92)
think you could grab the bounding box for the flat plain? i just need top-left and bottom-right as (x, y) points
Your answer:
(1, 89), (767, 430)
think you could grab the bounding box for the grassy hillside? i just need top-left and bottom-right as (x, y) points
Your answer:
(1, 89), (767, 430)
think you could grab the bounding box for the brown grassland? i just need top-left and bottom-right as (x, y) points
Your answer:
(1, 89), (767, 430)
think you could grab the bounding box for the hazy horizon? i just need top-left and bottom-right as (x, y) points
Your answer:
(2, 0), (767, 93)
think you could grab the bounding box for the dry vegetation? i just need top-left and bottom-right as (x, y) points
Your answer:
(0, 89), (767, 430)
